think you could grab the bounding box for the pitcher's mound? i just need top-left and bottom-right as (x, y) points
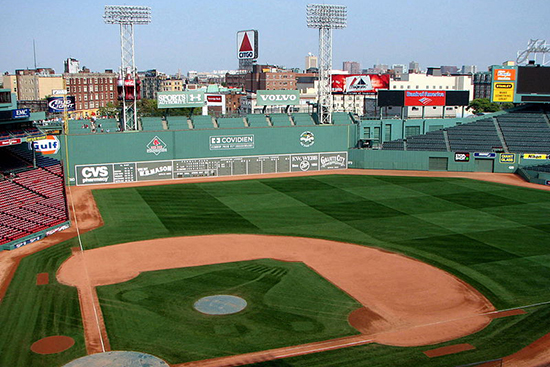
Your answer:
(63, 351), (169, 367)
(194, 295), (247, 315)
(31, 335), (74, 354)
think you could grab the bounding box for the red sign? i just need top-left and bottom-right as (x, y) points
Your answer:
(207, 95), (223, 103)
(0, 138), (21, 146)
(404, 91), (446, 106)
(332, 74), (389, 94)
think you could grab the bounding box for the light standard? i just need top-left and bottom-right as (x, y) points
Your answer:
(307, 4), (347, 125)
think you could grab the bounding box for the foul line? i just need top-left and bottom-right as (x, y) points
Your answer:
(66, 185), (106, 354)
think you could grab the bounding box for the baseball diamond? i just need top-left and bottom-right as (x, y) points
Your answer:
(2, 105), (550, 367)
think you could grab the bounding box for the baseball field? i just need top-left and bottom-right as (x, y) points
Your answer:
(1, 171), (550, 366)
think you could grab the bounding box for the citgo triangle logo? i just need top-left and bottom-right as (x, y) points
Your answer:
(239, 33), (253, 52)
(238, 30), (257, 59)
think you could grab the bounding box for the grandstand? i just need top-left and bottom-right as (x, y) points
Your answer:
(166, 116), (191, 130)
(291, 113), (315, 126)
(381, 106), (550, 154)
(269, 113), (294, 126)
(191, 115), (216, 129)
(247, 114), (270, 127)
(217, 117), (246, 129)
(0, 145), (69, 250)
(141, 117), (164, 131)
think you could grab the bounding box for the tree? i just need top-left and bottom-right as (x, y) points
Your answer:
(98, 102), (119, 118)
(468, 98), (501, 114)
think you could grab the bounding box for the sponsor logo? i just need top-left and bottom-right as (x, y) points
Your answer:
(14, 236), (42, 249)
(46, 224), (70, 237)
(299, 160), (311, 171)
(147, 136), (168, 155)
(419, 97), (433, 105)
(259, 94), (298, 103)
(474, 152), (496, 158)
(137, 165), (172, 177)
(157, 92), (204, 108)
(210, 135), (254, 150)
(300, 131), (315, 148)
(523, 153), (548, 160)
(207, 95), (223, 103)
(12, 108), (30, 119)
(1, 138), (21, 146)
(47, 96), (75, 113)
(454, 152), (470, 162)
(494, 69), (516, 81)
(495, 83), (513, 89)
(320, 154), (346, 169)
(32, 135), (60, 154)
(237, 30), (257, 59)
(499, 153), (516, 164)
(80, 166), (110, 183)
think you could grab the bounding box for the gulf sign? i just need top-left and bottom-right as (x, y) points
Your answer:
(404, 91), (446, 106)
(237, 30), (258, 60)
(31, 135), (60, 154)
(332, 74), (389, 94)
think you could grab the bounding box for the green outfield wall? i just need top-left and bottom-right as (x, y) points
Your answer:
(57, 124), (355, 185)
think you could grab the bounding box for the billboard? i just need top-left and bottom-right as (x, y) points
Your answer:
(491, 65), (550, 103)
(378, 90), (469, 107)
(405, 91), (446, 106)
(332, 74), (389, 94)
(157, 91), (205, 108)
(47, 96), (76, 113)
(257, 90), (300, 106)
(516, 66), (550, 95)
(237, 30), (258, 60)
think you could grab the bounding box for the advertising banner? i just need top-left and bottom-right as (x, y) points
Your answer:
(157, 91), (205, 108)
(237, 30), (258, 60)
(499, 153), (515, 164)
(404, 91), (446, 106)
(11, 108), (30, 119)
(523, 153), (549, 160)
(136, 161), (173, 181)
(47, 96), (76, 113)
(331, 74), (389, 94)
(31, 135), (60, 154)
(210, 135), (255, 150)
(492, 82), (515, 102)
(257, 90), (300, 106)
(75, 164), (114, 185)
(493, 68), (516, 81)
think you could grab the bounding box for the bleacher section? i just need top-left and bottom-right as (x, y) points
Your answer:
(247, 114), (270, 127)
(446, 118), (503, 152)
(497, 112), (550, 153)
(0, 126), (46, 144)
(291, 113), (315, 126)
(332, 112), (353, 125)
(0, 146), (68, 247)
(217, 117), (246, 129)
(166, 116), (190, 130)
(191, 115), (216, 129)
(141, 117), (164, 131)
(406, 130), (448, 151)
(270, 114), (293, 127)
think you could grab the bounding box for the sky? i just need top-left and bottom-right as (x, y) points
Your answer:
(1, 0), (549, 75)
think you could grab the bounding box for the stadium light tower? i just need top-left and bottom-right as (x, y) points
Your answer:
(307, 4), (347, 124)
(104, 5), (151, 131)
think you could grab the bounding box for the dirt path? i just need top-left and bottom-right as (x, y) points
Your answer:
(2, 169), (550, 366)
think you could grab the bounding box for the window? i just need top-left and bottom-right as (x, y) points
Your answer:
(405, 126), (420, 137)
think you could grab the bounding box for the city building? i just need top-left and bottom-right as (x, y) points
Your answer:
(343, 61), (361, 74)
(65, 70), (118, 117)
(138, 69), (167, 100)
(64, 58), (80, 74)
(3, 68), (63, 101)
(245, 65), (297, 92)
(440, 65), (459, 75)
(409, 61), (420, 73)
(305, 53), (318, 70)
(473, 71), (491, 99)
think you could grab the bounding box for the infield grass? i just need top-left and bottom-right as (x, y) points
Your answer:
(3, 174), (550, 366)
(97, 259), (362, 363)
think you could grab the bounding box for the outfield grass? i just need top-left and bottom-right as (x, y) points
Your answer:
(97, 259), (362, 363)
(2, 174), (550, 366)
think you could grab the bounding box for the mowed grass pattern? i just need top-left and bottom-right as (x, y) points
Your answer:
(89, 175), (550, 366)
(2, 174), (550, 366)
(97, 259), (362, 363)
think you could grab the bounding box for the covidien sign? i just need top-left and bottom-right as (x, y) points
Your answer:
(257, 90), (300, 106)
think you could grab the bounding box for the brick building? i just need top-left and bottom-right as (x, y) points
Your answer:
(65, 70), (118, 113)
